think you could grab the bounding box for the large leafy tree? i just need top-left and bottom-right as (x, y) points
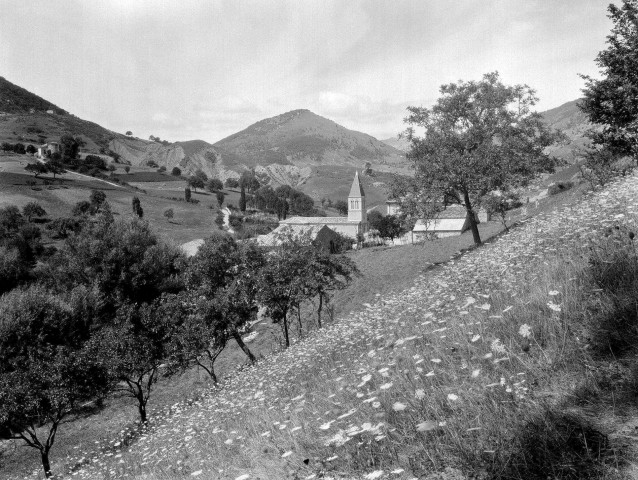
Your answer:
(0, 286), (109, 478)
(393, 72), (563, 245)
(580, 0), (638, 157)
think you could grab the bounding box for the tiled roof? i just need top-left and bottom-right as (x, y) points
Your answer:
(280, 216), (356, 225)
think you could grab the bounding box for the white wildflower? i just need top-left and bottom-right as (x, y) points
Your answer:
(518, 324), (532, 338)
(415, 389), (426, 400)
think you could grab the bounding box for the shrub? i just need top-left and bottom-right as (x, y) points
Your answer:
(158, 166), (166, 173)
(547, 181), (574, 195)
(171, 166), (181, 176)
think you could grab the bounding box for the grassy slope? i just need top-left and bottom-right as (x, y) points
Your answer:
(0, 154), (224, 245)
(30, 175), (638, 479)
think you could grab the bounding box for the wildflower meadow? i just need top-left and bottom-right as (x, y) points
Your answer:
(17, 173), (638, 479)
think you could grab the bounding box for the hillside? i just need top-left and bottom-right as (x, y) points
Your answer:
(109, 110), (411, 206)
(42, 172), (638, 480)
(540, 99), (592, 162)
(0, 76), (120, 152)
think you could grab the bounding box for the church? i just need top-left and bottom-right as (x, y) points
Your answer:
(277, 171), (368, 238)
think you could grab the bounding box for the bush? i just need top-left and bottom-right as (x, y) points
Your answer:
(547, 181), (574, 195)
(585, 224), (638, 355)
(147, 160), (158, 168)
(158, 166), (166, 173)
(171, 166), (181, 176)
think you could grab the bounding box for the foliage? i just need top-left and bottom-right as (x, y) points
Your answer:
(207, 178), (223, 192)
(184, 186), (192, 202)
(334, 200), (348, 215)
(59, 135), (85, 161)
(25, 144), (36, 155)
(45, 158), (65, 179)
(275, 185), (316, 216)
(392, 72), (563, 245)
(90, 298), (182, 423)
(225, 177), (239, 189)
(216, 191), (225, 208)
(194, 169), (208, 183)
(126, 131), (133, 136)
(580, 0), (638, 158)
(164, 208), (174, 221)
(481, 191), (521, 231)
(41, 216), (184, 311)
(239, 185), (247, 212)
(0, 285), (109, 478)
(171, 166), (181, 176)
(125, 165), (131, 174)
(239, 170), (261, 193)
(13, 143), (26, 154)
(22, 202), (46, 222)
(84, 154), (107, 170)
(188, 175), (204, 191)
(132, 196), (144, 218)
(24, 162), (47, 178)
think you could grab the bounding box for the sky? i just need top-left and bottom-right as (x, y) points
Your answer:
(0, 0), (614, 143)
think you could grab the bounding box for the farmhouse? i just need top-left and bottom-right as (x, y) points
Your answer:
(278, 171), (368, 238)
(413, 205), (488, 239)
(36, 142), (60, 158)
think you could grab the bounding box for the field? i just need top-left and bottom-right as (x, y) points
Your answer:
(0, 154), (226, 245)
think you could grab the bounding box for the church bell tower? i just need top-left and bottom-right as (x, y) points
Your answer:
(348, 171), (366, 224)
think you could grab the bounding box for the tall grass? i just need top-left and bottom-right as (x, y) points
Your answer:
(18, 174), (638, 479)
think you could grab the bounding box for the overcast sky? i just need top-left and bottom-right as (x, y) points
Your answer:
(1, 0), (613, 143)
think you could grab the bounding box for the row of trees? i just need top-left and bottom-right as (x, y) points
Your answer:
(0, 196), (357, 478)
(1, 142), (37, 155)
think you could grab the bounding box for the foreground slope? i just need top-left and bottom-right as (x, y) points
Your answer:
(55, 173), (638, 479)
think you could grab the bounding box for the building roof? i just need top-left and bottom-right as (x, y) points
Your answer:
(280, 216), (356, 225)
(255, 224), (336, 247)
(348, 171), (365, 198)
(434, 205), (468, 219)
(413, 218), (467, 232)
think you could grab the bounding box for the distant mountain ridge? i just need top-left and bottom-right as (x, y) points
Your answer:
(213, 109), (406, 168)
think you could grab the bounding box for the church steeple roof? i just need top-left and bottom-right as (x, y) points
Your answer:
(348, 171), (365, 198)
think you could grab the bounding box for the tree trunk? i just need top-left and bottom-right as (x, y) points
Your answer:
(232, 330), (256, 363)
(296, 306), (303, 337)
(41, 449), (52, 478)
(282, 309), (290, 348)
(463, 192), (482, 246)
(317, 294), (323, 329)
(138, 401), (147, 423)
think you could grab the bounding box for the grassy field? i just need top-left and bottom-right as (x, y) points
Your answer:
(0, 154), (226, 245)
(46, 172), (638, 480)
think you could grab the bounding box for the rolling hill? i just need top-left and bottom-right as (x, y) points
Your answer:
(0, 76), (121, 152)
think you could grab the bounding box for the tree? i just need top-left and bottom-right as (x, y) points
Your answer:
(184, 237), (264, 364)
(158, 165), (166, 173)
(334, 200), (348, 215)
(72, 200), (92, 217)
(172, 166), (181, 176)
(207, 178), (224, 192)
(22, 202), (46, 222)
(240, 171), (260, 193)
(482, 191), (522, 232)
(185, 187), (191, 202)
(393, 72), (563, 246)
(59, 135), (84, 161)
(126, 131), (133, 136)
(132, 196), (144, 218)
(368, 210), (384, 232)
(225, 178), (239, 189)
(0, 286), (110, 478)
(194, 169), (208, 183)
(26, 144), (36, 155)
(304, 248), (358, 328)
(13, 143), (26, 154)
(188, 175), (205, 192)
(239, 185), (247, 212)
(580, 0), (638, 158)
(125, 165), (130, 174)
(24, 162), (47, 178)
(378, 215), (404, 241)
(94, 298), (181, 423)
(45, 158), (65, 179)
(216, 191), (225, 208)
(164, 208), (174, 222)
(1, 142), (13, 152)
